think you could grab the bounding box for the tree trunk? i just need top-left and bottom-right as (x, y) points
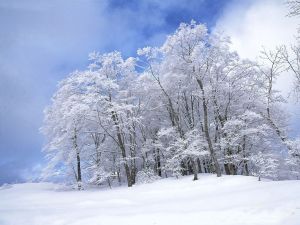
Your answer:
(73, 129), (82, 190)
(117, 169), (121, 185)
(192, 159), (198, 180)
(243, 163), (249, 176)
(181, 161), (187, 175)
(156, 148), (162, 177)
(203, 160), (208, 173)
(229, 164), (237, 175)
(242, 135), (249, 176)
(111, 111), (132, 187)
(197, 78), (222, 177)
(129, 131), (137, 185)
(224, 163), (231, 175)
(197, 158), (202, 173)
(76, 151), (82, 190)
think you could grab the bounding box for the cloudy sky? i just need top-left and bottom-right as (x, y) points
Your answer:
(0, 0), (298, 184)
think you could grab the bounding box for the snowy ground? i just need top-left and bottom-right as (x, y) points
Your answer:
(1, 175), (300, 225)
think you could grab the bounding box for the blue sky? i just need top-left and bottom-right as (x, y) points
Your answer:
(0, 0), (298, 184)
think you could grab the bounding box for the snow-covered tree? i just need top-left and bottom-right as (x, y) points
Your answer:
(41, 21), (295, 189)
(41, 71), (91, 189)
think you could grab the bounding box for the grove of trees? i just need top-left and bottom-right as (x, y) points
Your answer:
(41, 7), (300, 189)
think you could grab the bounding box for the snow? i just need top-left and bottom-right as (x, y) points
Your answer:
(1, 175), (300, 225)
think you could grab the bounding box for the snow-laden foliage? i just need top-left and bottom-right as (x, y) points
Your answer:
(136, 168), (161, 184)
(41, 21), (300, 188)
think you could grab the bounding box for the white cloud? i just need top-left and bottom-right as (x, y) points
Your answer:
(215, 0), (299, 60)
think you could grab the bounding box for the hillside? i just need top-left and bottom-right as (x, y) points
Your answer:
(1, 175), (300, 225)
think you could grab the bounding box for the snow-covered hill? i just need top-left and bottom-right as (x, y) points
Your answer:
(1, 175), (300, 225)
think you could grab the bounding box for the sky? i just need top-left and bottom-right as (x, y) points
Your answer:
(0, 0), (299, 184)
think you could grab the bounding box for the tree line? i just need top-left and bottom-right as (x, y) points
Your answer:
(41, 17), (300, 189)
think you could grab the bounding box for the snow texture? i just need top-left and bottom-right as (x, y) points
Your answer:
(1, 175), (300, 225)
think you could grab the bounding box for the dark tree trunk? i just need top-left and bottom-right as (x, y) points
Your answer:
(224, 163), (231, 175)
(203, 160), (208, 173)
(197, 158), (202, 173)
(192, 159), (198, 180)
(181, 161), (187, 175)
(230, 164), (237, 175)
(224, 163), (237, 175)
(76, 152), (82, 190)
(73, 130), (82, 190)
(129, 125), (137, 185)
(156, 148), (162, 177)
(244, 163), (249, 176)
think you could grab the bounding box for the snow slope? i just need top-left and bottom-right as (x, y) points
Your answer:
(1, 175), (300, 225)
